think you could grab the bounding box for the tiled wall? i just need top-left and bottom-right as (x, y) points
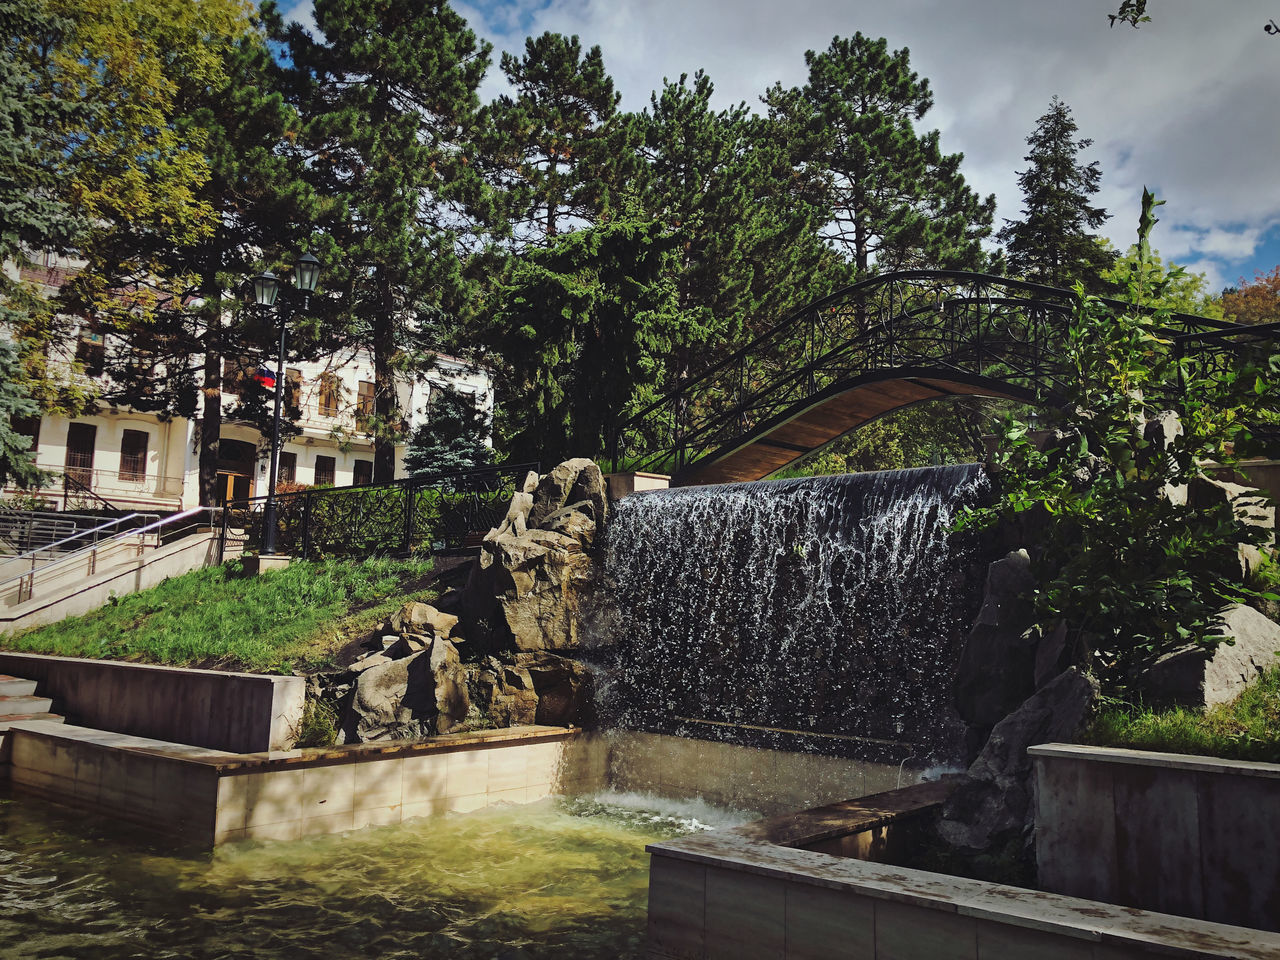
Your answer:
(7, 722), (609, 848)
(1032, 743), (1280, 932)
(213, 734), (609, 844)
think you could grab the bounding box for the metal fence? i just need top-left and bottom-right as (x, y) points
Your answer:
(218, 462), (540, 562)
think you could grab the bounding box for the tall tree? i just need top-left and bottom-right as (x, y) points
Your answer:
(284, 0), (492, 480)
(764, 34), (994, 276)
(637, 71), (836, 384)
(997, 97), (1116, 290)
(481, 32), (634, 247)
(487, 217), (680, 462)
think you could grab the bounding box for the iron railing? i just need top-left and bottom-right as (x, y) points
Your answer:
(609, 270), (1247, 478)
(218, 462), (540, 562)
(0, 508), (212, 607)
(0, 508), (126, 556)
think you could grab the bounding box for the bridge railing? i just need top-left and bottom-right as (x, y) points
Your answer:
(612, 270), (1247, 477)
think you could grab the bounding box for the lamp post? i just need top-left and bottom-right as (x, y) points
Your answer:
(252, 252), (321, 556)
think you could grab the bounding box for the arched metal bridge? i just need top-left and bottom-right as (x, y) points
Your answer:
(609, 270), (1268, 487)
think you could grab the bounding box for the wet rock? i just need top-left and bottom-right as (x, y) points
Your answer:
(516, 651), (594, 725)
(1140, 603), (1280, 708)
(953, 550), (1039, 729)
(938, 666), (1097, 854)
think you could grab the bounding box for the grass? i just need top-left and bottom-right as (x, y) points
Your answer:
(1, 556), (438, 674)
(1081, 663), (1280, 763)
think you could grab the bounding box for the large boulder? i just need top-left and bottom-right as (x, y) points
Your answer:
(390, 601), (460, 640)
(529, 458), (607, 529)
(516, 651), (595, 725)
(1188, 476), (1274, 539)
(338, 638), (469, 743)
(1141, 603), (1280, 708)
(938, 667), (1098, 854)
(467, 659), (540, 727)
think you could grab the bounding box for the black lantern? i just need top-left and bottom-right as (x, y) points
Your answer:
(295, 252), (321, 294)
(252, 271), (280, 308)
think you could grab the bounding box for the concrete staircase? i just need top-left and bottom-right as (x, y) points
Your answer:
(0, 674), (65, 769)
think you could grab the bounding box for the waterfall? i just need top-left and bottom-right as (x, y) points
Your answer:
(592, 465), (993, 764)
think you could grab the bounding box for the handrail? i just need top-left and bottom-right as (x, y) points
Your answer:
(1, 512), (151, 565)
(62, 470), (126, 516)
(0, 506), (209, 593)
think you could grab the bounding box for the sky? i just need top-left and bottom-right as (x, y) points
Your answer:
(281, 0), (1280, 294)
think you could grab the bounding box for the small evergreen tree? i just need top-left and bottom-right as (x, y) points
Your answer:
(403, 386), (493, 475)
(997, 97), (1116, 290)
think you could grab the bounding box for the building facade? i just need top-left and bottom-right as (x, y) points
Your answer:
(4, 256), (493, 514)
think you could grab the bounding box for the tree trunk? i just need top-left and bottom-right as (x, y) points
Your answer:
(373, 275), (398, 481)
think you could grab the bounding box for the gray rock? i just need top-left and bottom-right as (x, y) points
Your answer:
(517, 651), (594, 725)
(953, 550), (1040, 728)
(938, 666), (1097, 853)
(542, 503), (597, 549)
(529, 458), (597, 528)
(566, 462), (608, 530)
(428, 638), (469, 733)
(385, 635), (429, 659)
(521, 470), (540, 495)
(350, 652), (393, 674)
(1141, 603), (1280, 708)
(488, 491), (533, 541)
(1188, 476), (1274, 538)
(390, 601), (460, 640)
(468, 660), (540, 727)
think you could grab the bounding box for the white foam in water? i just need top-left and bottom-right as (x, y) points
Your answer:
(564, 789), (761, 834)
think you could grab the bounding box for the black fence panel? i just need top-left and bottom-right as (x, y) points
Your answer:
(219, 462), (539, 561)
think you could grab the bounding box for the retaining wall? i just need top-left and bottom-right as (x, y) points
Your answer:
(0, 652), (304, 753)
(7, 720), (607, 847)
(1031, 742), (1280, 932)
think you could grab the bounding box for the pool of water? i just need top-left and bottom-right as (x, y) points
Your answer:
(0, 789), (752, 959)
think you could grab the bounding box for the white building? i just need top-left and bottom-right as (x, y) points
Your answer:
(3, 255), (493, 513)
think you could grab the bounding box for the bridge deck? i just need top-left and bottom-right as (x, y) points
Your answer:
(674, 377), (1024, 486)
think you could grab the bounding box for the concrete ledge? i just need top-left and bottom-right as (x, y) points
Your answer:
(1029, 741), (1280, 778)
(647, 817), (1280, 959)
(0, 652), (304, 752)
(6, 720), (610, 847)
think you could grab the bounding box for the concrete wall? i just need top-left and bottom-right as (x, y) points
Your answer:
(6, 721), (606, 847)
(1032, 743), (1280, 932)
(0, 531), (224, 632)
(0, 652), (304, 753)
(609, 731), (919, 816)
(646, 830), (1280, 959)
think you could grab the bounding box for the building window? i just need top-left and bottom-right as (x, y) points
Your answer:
(222, 356), (250, 396)
(119, 429), (148, 482)
(65, 422), (96, 487)
(12, 416), (40, 452)
(314, 455), (336, 487)
(319, 373), (341, 417)
(352, 459), (373, 486)
(279, 451), (297, 484)
(286, 368), (302, 410)
(75, 323), (106, 377)
(357, 380), (374, 422)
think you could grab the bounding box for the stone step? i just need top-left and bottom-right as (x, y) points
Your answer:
(0, 695), (53, 717)
(0, 675), (37, 697)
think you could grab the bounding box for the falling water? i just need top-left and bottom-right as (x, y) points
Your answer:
(593, 465), (993, 764)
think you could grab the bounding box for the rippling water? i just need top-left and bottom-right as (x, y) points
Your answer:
(0, 790), (741, 960)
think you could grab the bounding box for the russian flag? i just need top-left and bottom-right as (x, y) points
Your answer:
(254, 365), (277, 389)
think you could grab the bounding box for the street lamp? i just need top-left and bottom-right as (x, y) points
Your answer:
(251, 253), (321, 556)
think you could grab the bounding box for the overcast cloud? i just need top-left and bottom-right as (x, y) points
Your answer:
(285, 0), (1280, 292)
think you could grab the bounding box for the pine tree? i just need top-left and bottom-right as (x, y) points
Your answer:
(284, 0), (492, 480)
(997, 97), (1116, 290)
(765, 34), (994, 276)
(482, 32), (634, 247)
(637, 71), (836, 383)
(403, 386), (493, 475)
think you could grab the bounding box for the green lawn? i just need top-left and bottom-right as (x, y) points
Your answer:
(1082, 664), (1280, 763)
(1, 556), (438, 674)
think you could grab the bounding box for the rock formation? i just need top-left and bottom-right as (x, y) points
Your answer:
(307, 459), (605, 745)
